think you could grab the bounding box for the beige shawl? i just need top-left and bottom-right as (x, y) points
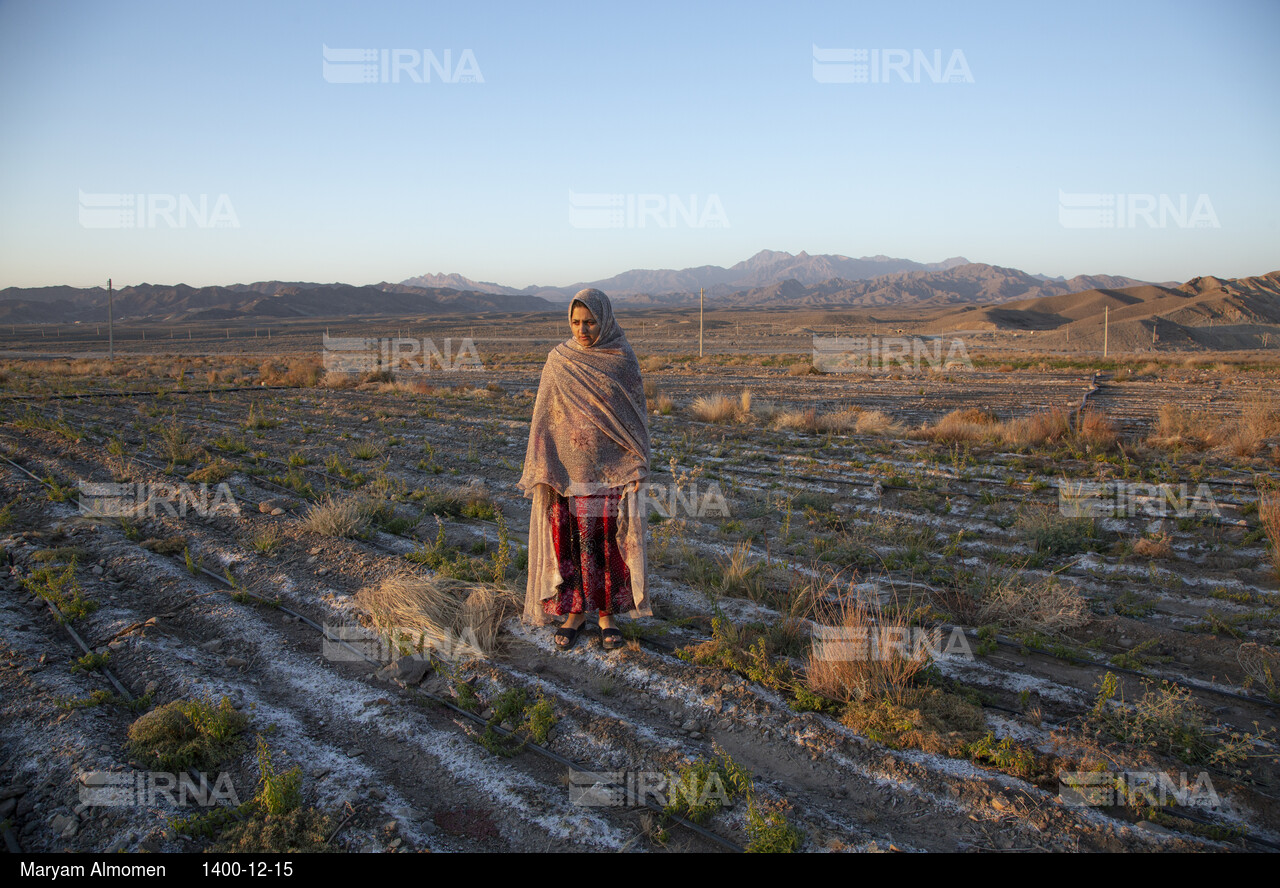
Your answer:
(518, 289), (651, 625)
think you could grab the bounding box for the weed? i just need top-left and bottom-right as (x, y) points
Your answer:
(806, 585), (932, 706)
(348, 441), (382, 461)
(1110, 638), (1173, 670)
(56, 689), (113, 709)
(127, 696), (249, 771)
(662, 747), (751, 825)
(300, 494), (368, 538)
(1089, 672), (1274, 768)
(966, 731), (1045, 780)
(1237, 643), (1280, 702)
(1015, 506), (1100, 557)
(44, 475), (77, 503)
(243, 401), (279, 431)
(186, 459), (234, 483)
(71, 651), (110, 674)
(473, 687), (558, 756)
(23, 558), (97, 623)
(252, 525), (282, 555)
(1113, 589), (1155, 618)
(178, 736), (333, 852)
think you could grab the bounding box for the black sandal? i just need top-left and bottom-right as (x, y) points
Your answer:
(600, 627), (624, 651)
(554, 624), (582, 650)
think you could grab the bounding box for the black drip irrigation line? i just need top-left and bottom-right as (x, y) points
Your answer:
(1155, 807), (1280, 852)
(0, 385), (298, 402)
(946, 624), (1280, 713)
(0, 449), (744, 853)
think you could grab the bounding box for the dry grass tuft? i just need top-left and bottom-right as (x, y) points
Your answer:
(321, 370), (357, 389)
(1241, 394), (1280, 439)
(688, 387), (757, 423)
(976, 570), (1089, 636)
(1151, 403), (1206, 445)
(1261, 489), (1280, 581)
(356, 570), (517, 660)
(770, 405), (900, 436)
(917, 407), (1000, 444)
(299, 494), (368, 538)
(689, 393), (741, 423)
(1075, 408), (1118, 450)
(1132, 532), (1174, 560)
(1001, 407), (1074, 449)
(806, 583), (931, 706)
(259, 357), (322, 387)
(772, 408), (818, 432)
(850, 409), (900, 435)
(917, 406), (1112, 450)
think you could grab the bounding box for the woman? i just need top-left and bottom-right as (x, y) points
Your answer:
(518, 288), (651, 651)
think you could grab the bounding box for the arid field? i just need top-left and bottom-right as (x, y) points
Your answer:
(1, 310), (1279, 853)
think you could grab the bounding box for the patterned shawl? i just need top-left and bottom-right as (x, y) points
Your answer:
(519, 289), (651, 624)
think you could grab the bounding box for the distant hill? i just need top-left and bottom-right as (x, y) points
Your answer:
(717, 263), (1152, 308)
(917, 270), (1280, 351)
(0, 282), (556, 325)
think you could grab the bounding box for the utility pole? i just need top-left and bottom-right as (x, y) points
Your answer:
(1103, 306), (1109, 358)
(107, 278), (114, 360)
(699, 287), (704, 357)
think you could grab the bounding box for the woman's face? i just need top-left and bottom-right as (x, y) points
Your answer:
(570, 303), (600, 347)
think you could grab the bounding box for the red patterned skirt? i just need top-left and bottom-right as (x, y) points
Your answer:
(541, 489), (633, 617)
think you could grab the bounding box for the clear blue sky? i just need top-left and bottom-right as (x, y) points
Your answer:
(1, 0), (1277, 289)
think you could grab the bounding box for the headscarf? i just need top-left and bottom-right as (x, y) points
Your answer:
(519, 288), (652, 623)
(517, 288), (650, 498)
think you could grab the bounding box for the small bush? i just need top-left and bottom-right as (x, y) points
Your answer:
(806, 587), (932, 706)
(127, 696), (249, 771)
(689, 393), (742, 423)
(1015, 506), (1099, 556)
(1259, 489), (1280, 580)
(300, 494), (368, 538)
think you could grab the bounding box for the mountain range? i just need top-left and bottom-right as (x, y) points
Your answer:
(2, 251), (1264, 332)
(401, 250), (977, 298)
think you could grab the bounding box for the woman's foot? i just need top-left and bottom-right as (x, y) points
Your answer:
(555, 613), (586, 650)
(597, 614), (624, 651)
